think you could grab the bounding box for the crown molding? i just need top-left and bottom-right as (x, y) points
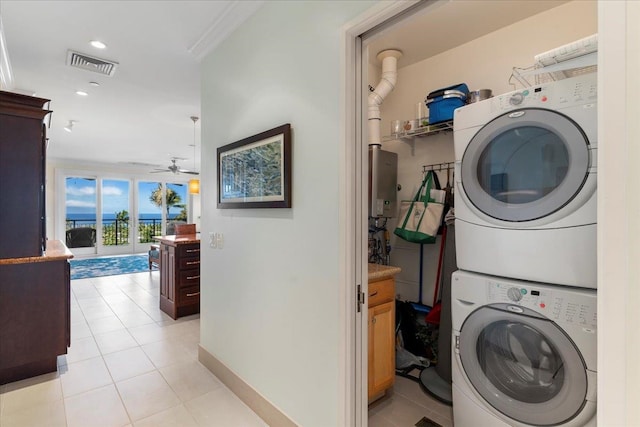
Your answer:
(188, 1), (264, 62)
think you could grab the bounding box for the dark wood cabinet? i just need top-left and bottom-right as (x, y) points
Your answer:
(0, 92), (72, 385)
(0, 242), (72, 385)
(0, 91), (51, 259)
(159, 239), (200, 319)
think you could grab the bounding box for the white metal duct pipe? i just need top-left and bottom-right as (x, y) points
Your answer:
(368, 49), (402, 146)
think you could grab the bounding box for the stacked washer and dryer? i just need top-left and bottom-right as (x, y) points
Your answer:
(450, 72), (598, 426)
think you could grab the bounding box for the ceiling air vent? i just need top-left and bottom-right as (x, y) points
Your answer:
(66, 50), (119, 76)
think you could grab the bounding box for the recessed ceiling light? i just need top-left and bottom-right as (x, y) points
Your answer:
(89, 81), (100, 87)
(90, 40), (107, 49)
(76, 90), (88, 96)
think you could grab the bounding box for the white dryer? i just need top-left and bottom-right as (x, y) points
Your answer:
(451, 270), (597, 427)
(453, 73), (597, 288)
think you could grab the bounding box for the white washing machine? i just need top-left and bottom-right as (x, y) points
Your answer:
(453, 73), (597, 288)
(451, 270), (597, 427)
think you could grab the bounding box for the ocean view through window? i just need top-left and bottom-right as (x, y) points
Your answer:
(65, 177), (188, 251)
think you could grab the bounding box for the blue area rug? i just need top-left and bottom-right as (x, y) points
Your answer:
(70, 254), (152, 279)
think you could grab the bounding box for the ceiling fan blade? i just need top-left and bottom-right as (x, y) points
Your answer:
(150, 169), (169, 173)
(177, 168), (199, 175)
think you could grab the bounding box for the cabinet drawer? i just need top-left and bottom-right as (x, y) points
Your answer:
(178, 244), (200, 258)
(368, 278), (395, 307)
(179, 257), (200, 270)
(178, 269), (200, 287)
(178, 285), (200, 304)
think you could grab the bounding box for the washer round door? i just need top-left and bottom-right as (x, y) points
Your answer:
(461, 108), (592, 222)
(459, 304), (588, 426)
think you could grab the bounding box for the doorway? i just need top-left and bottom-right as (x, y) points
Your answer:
(58, 170), (192, 257)
(347, 1), (599, 425)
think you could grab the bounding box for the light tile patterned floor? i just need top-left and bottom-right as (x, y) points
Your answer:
(369, 375), (454, 427)
(0, 271), (267, 427)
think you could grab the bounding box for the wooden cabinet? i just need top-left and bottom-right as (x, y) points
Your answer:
(368, 277), (396, 401)
(0, 91), (51, 259)
(0, 242), (72, 385)
(159, 240), (200, 319)
(0, 92), (71, 385)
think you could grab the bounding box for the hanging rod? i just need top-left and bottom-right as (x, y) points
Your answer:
(422, 162), (454, 173)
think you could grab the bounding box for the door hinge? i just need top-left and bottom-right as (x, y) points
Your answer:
(357, 284), (365, 312)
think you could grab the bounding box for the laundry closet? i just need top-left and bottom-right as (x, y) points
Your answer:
(364, 1), (597, 426)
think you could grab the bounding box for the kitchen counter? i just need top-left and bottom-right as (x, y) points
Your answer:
(154, 233), (200, 245)
(0, 239), (72, 384)
(368, 263), (401, 282)
(0, 240), (73, 265)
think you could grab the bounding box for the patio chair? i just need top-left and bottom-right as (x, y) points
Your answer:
(166, 221), (186, 236)
(148, 244), (160, 270)
(66, 227), (96, 248)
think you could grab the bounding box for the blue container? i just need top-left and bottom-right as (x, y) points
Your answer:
(425, 83), (469, 124)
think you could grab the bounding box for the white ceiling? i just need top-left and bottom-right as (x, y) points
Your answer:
(367, 0), (569, 69)
(1, 0), (567, 174)
(0, 0), (261, 172)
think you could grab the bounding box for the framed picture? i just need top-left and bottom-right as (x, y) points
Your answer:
(217, 123), (291, 209)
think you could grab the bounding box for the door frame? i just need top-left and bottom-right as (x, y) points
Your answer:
(342, 1), (640, 426)
(340, 1), (424, 425)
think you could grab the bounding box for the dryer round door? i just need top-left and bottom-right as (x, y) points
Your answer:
(459, 304), (588, 426)
(461, 108), (592, 222)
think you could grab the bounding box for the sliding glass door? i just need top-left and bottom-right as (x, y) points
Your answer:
(135, 181), (163, 253)
(133, 181), (188, 253)
(61, 172), (193, 256)
(101, 179), (132, 253)
(65, 176), (98, 256)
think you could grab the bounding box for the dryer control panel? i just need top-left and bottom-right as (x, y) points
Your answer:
(493, 73), (597, 112)
(486, 280), (597, 329)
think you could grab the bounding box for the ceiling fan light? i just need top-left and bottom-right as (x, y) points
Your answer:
(188, 179), (200, 194)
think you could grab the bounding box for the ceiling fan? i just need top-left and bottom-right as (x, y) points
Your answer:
(151, 158), (199, 175)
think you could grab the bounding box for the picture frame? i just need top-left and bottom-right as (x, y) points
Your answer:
(217, 123), (291, 209)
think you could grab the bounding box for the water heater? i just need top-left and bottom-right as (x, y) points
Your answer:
(368, 146), (398, 218)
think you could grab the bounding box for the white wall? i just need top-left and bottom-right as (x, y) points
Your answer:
(375, 0), (596, 305)
(598, 1), (640, 424)
(198, 2), (375, 426)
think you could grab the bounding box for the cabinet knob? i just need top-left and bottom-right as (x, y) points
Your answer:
(372, 317), (377, 324)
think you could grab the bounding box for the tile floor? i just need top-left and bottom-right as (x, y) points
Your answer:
(0, 271), (267, 427)
(368, 374), (453, 427)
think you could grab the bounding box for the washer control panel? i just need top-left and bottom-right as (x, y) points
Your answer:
(493, 73), (597, 112)
(487, 280), (597, 329)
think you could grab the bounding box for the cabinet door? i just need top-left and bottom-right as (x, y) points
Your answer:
(368, 300), (395, 399)
(159, 244), (171, 300)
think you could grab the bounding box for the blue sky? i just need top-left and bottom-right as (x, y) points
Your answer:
(65, 178), (187, 217)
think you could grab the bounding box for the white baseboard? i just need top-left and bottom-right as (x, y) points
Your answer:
(198, 345), (297, 427)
